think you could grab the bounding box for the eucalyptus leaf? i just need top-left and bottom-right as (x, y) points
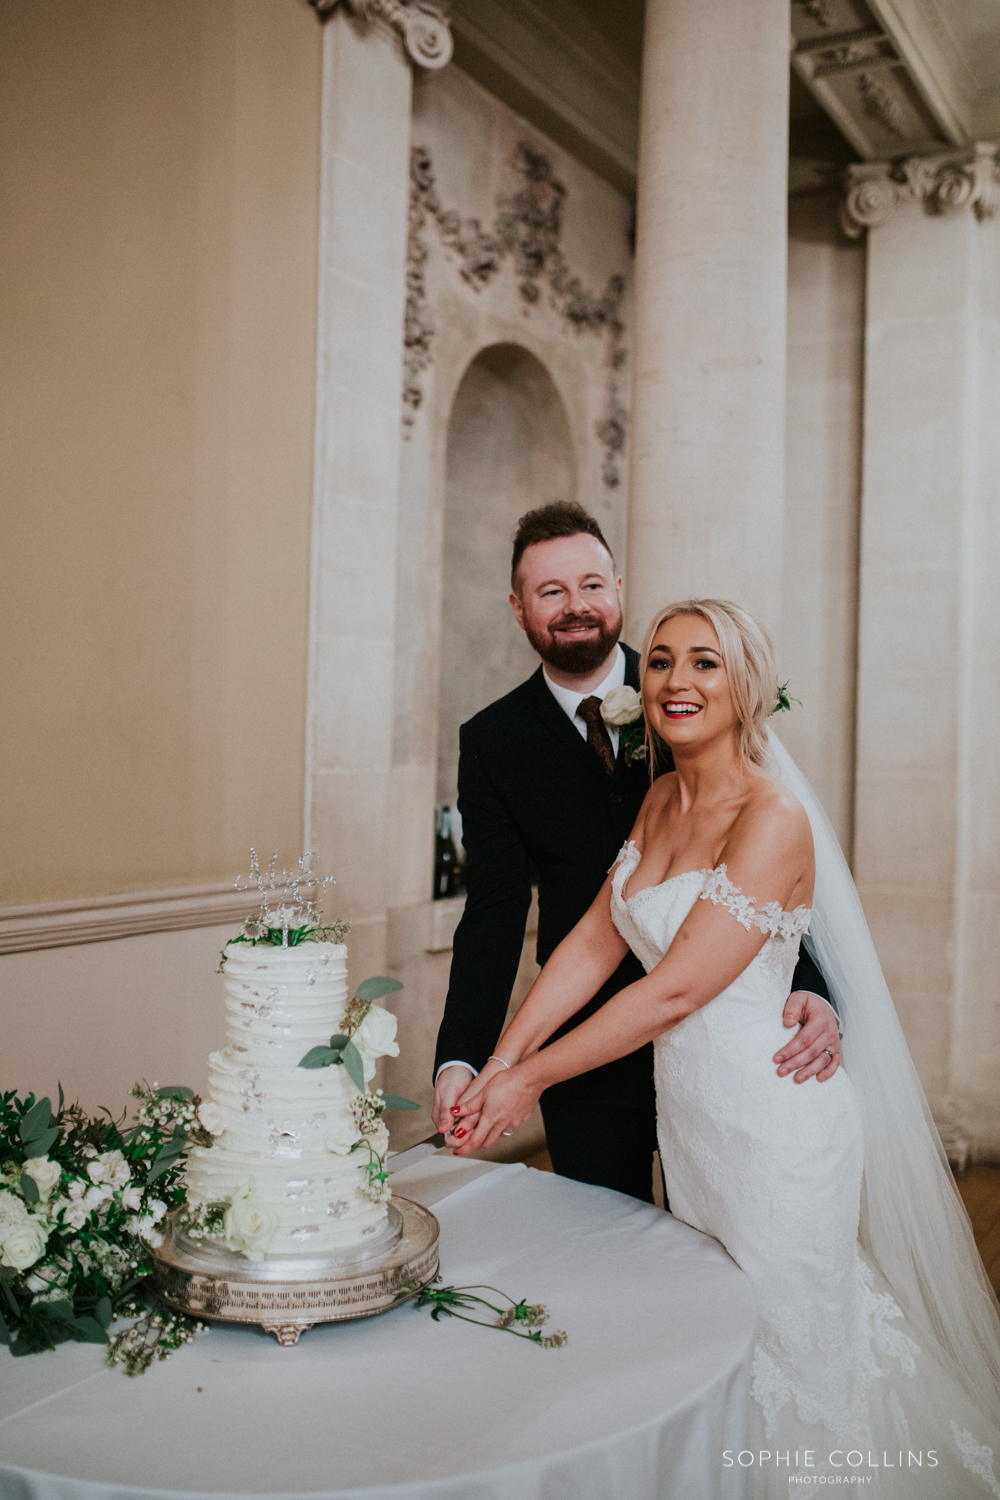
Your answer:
(0, 1310), (9, 1346)
(45, 1301), (76, 1323)
(22, 1126), (58, 1159)
(9, 1339), (37, 1356)
(57, 1082), (65, 1115)
(342, 1040), (366, 1091)
(19, 1174), (39, 1203)
(355, 976), (403, 1002)
(19, 1097), (52, 1143)
(156, 1086), (195, 1102)
(146, 1157), (178, 1186)
(1, 1279), (19, 1318)
(327, 1034), (350, 1050)
(72, 1317), (110, 1344)
(299, 1046), (338, 1070)
(94, 1297), (113, 1330)
(380, 1093), (420, 1112)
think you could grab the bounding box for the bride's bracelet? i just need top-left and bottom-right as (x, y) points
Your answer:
(487, 1055), (511, 1070)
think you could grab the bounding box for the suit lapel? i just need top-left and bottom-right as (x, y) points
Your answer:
(521, 667), (608, 783)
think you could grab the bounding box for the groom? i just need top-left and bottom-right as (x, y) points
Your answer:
(432, 502), (840, 1202)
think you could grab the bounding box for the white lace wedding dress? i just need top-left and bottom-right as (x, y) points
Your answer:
(611, 838), (1000, 1497)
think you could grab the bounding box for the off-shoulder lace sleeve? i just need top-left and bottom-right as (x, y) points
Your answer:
(609, 839), (640, 875)
(699, 863), (810, 939)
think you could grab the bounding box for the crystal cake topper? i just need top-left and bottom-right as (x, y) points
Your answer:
(235, 850), (336, 947)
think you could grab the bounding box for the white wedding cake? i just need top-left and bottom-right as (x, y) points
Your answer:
(183, 938), (402, 1260)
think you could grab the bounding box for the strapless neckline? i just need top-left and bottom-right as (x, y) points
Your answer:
(616, 840), (811, 930)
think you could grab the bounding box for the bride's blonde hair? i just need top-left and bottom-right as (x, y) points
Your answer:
(638, 599), (778, 775)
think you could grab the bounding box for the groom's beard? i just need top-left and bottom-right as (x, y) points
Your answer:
(525, 607), (623, 675)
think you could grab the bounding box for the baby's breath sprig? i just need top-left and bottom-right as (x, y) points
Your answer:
(412, 1281), (568, 1348)
(106, 1296), (205, 1377)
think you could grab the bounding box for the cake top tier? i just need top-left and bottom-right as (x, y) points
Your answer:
(221, 942), (349, 1066)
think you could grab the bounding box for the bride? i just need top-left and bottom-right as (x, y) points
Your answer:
(449, 599), (1000, 1496)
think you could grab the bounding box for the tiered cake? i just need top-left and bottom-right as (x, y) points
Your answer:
(183, 940), (400, 1260)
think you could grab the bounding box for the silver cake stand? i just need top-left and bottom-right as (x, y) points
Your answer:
(152, 1196), (440, 1345)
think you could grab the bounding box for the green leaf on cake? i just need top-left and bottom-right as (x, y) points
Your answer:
(327, 1034), (350, 1051)
(342, 1041), (366, 1091)
(299, 1046), (339, 1069)
(354, 976), (403, 1002)
(380, 1094), (420, 1111)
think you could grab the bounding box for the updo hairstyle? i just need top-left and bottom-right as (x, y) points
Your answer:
(638, 599), (778, 775)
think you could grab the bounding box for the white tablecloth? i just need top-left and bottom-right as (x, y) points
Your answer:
(0, 1159), (756, 1500)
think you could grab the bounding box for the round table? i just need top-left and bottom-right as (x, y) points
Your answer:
(0, 1158), (756, 1500)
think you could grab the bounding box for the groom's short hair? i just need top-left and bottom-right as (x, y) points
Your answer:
(511, 502), (614, 591)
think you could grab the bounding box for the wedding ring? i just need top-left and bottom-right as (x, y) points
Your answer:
(501, 1131), (513, 1136)
(823, 1048), (834, 1059)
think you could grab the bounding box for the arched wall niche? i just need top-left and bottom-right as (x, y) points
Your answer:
(436, 342), (576, 809)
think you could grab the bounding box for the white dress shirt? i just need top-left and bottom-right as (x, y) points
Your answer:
(542, 644), (627, 757)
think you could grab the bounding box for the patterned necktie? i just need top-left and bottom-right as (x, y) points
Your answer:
(577, 696), (616, 779)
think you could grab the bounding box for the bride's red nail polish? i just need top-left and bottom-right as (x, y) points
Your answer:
(450, 1106), (461, 1115)
(454, 1128), (466, 1138)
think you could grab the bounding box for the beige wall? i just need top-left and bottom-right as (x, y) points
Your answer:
(0, 0), (322, 903)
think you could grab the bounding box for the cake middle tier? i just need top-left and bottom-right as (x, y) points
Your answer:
(204, 1049), (371, 1158)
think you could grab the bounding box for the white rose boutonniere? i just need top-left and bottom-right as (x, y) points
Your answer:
(22, 1156), (62, 1201)
(600, 686), (647, 766)
(0, 1215), (49, 1272)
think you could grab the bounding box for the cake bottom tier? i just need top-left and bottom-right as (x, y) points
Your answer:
(184, 1143), (388, 1258)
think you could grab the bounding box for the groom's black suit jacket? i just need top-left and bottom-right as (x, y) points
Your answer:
(434, 644), (830, 1111)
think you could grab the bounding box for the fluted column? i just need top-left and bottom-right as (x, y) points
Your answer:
(625, 0), (790, 642)
(304, 4), (449, 984)
(847, 146), (1000, 1156)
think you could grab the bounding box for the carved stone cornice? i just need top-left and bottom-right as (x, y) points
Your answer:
(841, 142), (1000, 236)
(308, 0), (452, 71)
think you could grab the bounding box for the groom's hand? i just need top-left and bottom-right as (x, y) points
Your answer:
(774, 992), (840, 1083)
(432, 1065), (475, 1134)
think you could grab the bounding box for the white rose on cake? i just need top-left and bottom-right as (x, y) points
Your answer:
(198, 1101), (225, 1136)
(0, 1215), (49, 1271)
(23, 1156), (62, 1201)
(325, 1118), (363, 1156)
(600, 685), (643, 726)
(352, 1006), (400, 1081)
(224, 1179), (278, 1261)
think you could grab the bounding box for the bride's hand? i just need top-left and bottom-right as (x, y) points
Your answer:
(441, 1056), (508, 1143)
(448, 1066), (540, 1155)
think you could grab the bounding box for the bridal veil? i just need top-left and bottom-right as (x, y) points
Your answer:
(769, 728), (1000, 1436)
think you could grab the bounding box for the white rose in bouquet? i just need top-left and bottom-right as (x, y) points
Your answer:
(122, 1185), (143, 1211)
(353, 1005), (400, 1080)
(197, 1101), (225, 1136)
(83, 1183), (113, 1215)
(57, 1196), (89, 1231)
(325, 1117), (363, 1156)
(223, 1180), (278, 1260)
(600, 685), (643, 727)
(23, 1156), (62, 1201)
(0, 1215), (49, 1271)
(88, 1150), (130, 1188)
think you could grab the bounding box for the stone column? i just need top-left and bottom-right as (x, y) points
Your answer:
(625, 0), (790, 642)
(304, 2), (450, 983)
(844, 146), (1000, 1159)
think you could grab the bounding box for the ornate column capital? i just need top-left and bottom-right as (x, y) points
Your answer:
(841, 143), (1000, 238)
(308, 0), (452, 71)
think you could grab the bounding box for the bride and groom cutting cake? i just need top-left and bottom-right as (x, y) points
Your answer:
(432, 502), (1000, 1497)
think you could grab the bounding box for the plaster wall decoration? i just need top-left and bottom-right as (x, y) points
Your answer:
(308, 0), (452, 71)
(841, 141), (1000, 235)
(404, 142), (628, 487)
